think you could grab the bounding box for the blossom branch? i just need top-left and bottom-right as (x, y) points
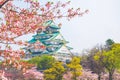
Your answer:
(0, 0), (10, 8)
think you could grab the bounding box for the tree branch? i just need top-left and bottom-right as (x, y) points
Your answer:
(0, 41), (14, 44)
(9, 9), (83, 18)
(0, 0), (10, 8)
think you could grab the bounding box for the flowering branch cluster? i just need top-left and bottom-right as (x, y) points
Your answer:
(0, 0), (88, 78)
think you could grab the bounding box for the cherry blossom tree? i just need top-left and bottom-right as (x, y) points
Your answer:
(0, 0), (88, 79)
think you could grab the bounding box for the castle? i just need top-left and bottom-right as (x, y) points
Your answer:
(24, 20), (73, 62)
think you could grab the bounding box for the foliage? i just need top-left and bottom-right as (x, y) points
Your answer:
(37, 55), (55, 70)
(66, 59), (71, 64)
(94, 43), (120, 80)
(27, 56), (41, 65)
(105, 39), (114, 47)
(0, 0), (88, 79)
(67, 57), (82, 80)
(27, 55), (55, 70)
(0, 1), (87, 77)
(24, 67), (43, 80)
(85, 46), (105, 80)
(104, 39), (115, 51)
(0, 68), (40, 80)
(44, 61), (65, 80)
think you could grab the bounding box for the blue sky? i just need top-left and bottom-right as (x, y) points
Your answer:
(1, 0), (120, 53)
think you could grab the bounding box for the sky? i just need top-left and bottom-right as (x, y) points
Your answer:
(1, 0), (120, 53)
(33, 0), (120, 52)
(56, 0), (120, 52)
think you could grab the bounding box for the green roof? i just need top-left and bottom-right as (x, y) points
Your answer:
(33, 34), (53, 40)
(43, 20), (60, 29)
(28, 39), (37, 43)
(66, 46), (73, 50)
(49, 25), (60, 29)
(43, 20), (53, 26)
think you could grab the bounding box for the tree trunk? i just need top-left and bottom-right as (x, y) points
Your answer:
(73, 70), (77, 80)
(57, 75), (63, 80)
(98, 74), (101, 80)
(109, 72), (113, 80)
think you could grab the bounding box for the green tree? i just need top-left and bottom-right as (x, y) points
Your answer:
(37, 55), (55, 70)
(27, 56), (41, 66)
(67, 57), (82, 80)
(44, 61), (65, 80)
(105, 39), (114, 50)
(94, 43), (120, 80)
(27, 55), (55, 70)
(106, 39), (114, 46)
(86, 46), (105, 80)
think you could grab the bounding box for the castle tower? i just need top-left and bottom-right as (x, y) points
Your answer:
(24, 20), (73, 62)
